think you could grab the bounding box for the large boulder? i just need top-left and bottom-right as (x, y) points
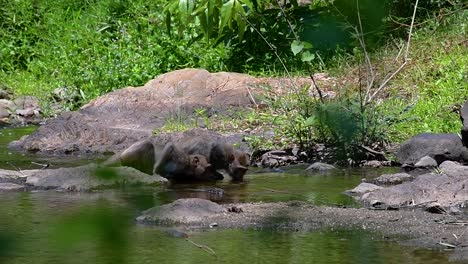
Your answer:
(396, 133), (468, 165)
(9, 69), (333, 155)
(349, 161), (468, 208)
(136, 198), (226, 224)
(24, 165), (167, 191)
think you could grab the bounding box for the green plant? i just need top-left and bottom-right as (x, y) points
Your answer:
(0, 0), (229, 111)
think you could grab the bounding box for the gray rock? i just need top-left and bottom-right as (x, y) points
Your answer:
(356, 168), (468, 208)
(25, 164), (167, 191)
(0, 89), (11, 100)
(345, 183), (383, 196)
(362, 160), (383, 168)
(439, 160), (468, 177)
(414, 156), (438, 168)
(10, 69), (257, 154)
(372, 172), (413, 185)
(136, 198), (225, 224)
(0, 169), (28, 184)
(0, 99), (14, 110)
(260, 150), (297, 168)
(305, 162), (336, 171)
(461, 100), (468, 147)
(0, 183), (25, 191)
(397, 133), (468, 165)
(13, 95), (40, 110)
(0, 107), (9, 119)
(0, 99), (14, 119)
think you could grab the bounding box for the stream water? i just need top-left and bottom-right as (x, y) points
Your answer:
(0, 127), (459, 264)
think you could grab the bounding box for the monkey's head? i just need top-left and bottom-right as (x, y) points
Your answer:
(227, 150), (249, 181)
(189, 154), (211, 176)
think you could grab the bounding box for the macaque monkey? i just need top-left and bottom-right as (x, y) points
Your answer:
(102, 139), (155, 175)
(154, 142), (218, 181)
(178, 136), (250, 181)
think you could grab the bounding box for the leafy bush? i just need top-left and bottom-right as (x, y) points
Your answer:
(0, 0), (229, 109)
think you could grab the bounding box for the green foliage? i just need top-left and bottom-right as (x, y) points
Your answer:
(382, 9), (468, 142)
(248, 84), (389, 163)
(315, 99), (388, 162)
(0, 0), (229, 109)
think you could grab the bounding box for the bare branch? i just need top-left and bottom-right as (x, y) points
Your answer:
(405, 0), (419, 60)
(366, 0), (419, 104)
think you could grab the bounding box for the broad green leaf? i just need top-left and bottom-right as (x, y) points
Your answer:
(291, 40), (304, 56)
(178, 0), (194, 14)
(235, 1), (247, 40)
(165, 12), (172, 35)
(303, 41), (313, 49)
(239, 0), (254, 11)
(220, 0), (235, 32)
(301, 51), (315, 62)
(305, 116), (316, 127)
(199, 10), (208, 38)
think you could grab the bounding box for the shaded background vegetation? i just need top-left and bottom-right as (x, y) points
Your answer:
(0, 0), (466, 161)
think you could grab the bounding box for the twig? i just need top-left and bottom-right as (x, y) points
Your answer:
(31, 161), (50, 170)
(365, 0), (419, 104)
(246, 85), (258, 107)
(308, 73), (325, 103)
(275, 1), (325, 103)
(360, 145), (387, 159)
(437, 242), (457, 248)
(367, 61), (408, 103)
(262, 187), (309, 199)
(356, 0), (375, 103)
(405, 0), (419, 60)
(399, 199), (438, 208)
(185, 239), (217, 256)
(7, 162), (25, 176)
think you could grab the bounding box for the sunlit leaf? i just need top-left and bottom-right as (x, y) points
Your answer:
(291, 40), (304, 56)
(235, 2), (247, 40)
(178, 0), (194, 15)
(301, 51), (315, 62)
(220, 0), (235, 32)
(305, 115), (317, 126)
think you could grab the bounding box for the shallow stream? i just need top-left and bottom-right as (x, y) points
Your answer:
(0, 127), (458, 263)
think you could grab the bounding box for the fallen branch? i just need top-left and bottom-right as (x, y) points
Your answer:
(437, 242), (457, 248)
(185, 239), (217, 257)
(6, 162), (25, 176)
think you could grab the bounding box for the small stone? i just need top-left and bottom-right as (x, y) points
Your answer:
(363, 160), (382, 168)
(415, 156), (438, 168)
(372, 173), (413, 185)
(0, 89), (11, 100)
(0, 107), (9, 119)
(345, 183), (383, 196)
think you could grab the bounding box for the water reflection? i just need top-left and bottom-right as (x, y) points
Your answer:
(0, 126), (100, 170)
(0, 127), (454, 264)
(162, 165), (399, 206)
(0, 192), (457, 264)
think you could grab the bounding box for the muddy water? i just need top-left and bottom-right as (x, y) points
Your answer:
(0, 127), (458, 264)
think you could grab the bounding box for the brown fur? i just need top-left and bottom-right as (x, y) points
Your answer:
(178, 136), (249, 181)
(154, 142), (215, 180)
